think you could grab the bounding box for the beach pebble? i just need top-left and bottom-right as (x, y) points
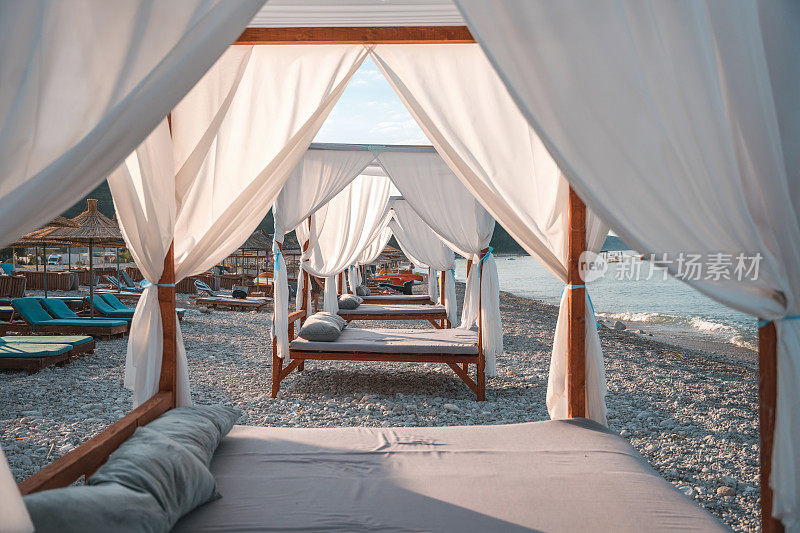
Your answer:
(199, 306), (211, 314)
(443, 403), (461, 413)
(717, 486), (736, 497)
(614, 320), (627, 330)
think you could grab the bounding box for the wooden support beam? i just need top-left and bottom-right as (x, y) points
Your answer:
(759, 321), (784, 533)
(157, 243), (177, 407)
(567, 187), (586, 418)
(234, 26), (474, 45)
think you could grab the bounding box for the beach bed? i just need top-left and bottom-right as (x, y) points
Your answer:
(361, 294), (434, 305)
(195, 296), (270, 312)
(275, 310), (483, 400)
(172, 419), (725, 532)
(338, 303), (449, 328)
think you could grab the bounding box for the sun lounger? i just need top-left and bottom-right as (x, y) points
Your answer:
(0, 342), (73, 374)
(274, 309), (483, 399)
(338, 303), (449, 328)
(194, 279), (220, 297)
(1, 335), (95, 355)
(195, 296), (270, 312)
(10, 297), (128, 339)
(104, 275), (142, 293)
(171, 419), (726, 533)
(93, 293), (185, 321)
(119, 271), (142, 290)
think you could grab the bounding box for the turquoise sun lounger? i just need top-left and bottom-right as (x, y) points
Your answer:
(11, 298), (128, 338)
(1, 335), (95, 355)
(95, 294), (185, 320)
(0, 342), (73, 374)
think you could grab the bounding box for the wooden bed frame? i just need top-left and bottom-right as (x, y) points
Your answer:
(360, 295), (435, 305)
(194, 296), (270, 312)
(13, 26), (783, 532)
(339, 305), (449, 329)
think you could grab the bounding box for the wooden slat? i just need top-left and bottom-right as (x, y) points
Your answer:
(18, 392), (171, 495)
(157, 243), (177, 407)
(447, 363), (478, 394)
(289, 351), (478, 363)
(759, 321), (784, 533)
(567, 187), (587, 418)
(235, 26), (474, 45)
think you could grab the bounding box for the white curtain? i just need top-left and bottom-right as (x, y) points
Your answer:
(372, 44), (609, 422)
(390, 199), (458, 325)
(357, 225), (393, 265)
(457, 0), (799, 526)
(296, 174), (393, 314)
(272, 147), (375, 357)
(0, 1), (264, 524)
(376, 150), (500, 376)
(0, 0), (263, 249)
(113, 44), (368, 406)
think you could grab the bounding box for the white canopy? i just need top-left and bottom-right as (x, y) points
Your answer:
(250, 0), (465, 27)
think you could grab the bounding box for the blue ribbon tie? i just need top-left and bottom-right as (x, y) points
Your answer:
(759, 315), (800, 328)
(140, 281), (176, 288)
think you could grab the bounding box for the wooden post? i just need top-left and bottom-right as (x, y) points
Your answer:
(157, 242), (177, 407)
(759, 321), (784, 533)
(466, 259), (473, 278)
(476, 248), (489, 401)
(567, 187), (586, 418)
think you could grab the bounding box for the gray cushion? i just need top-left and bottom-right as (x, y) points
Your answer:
(297, 312), (347, 341)
(24, 483), (168, 533)
(145, 405), (240, 466)
(355, 285), (370, 296)
(88, 427), (219, 530)
(337, 294), (363, 309)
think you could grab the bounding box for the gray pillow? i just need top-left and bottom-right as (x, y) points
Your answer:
(338, 294), (363, 309)
(355, 285), (370, 296)
(145, 405), (239, 466)
(88, 427), (219, 530)
(298, 312), (347, 341)
(25, 483), (168, 533)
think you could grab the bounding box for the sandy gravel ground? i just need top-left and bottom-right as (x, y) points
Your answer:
(0, 285), (758, 531)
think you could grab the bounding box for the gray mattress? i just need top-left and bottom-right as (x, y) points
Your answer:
(338, 303), (445, 315)
(291, 327), (478, 354)
(173, 419), (725, 532)
(362, 294), (432, 302)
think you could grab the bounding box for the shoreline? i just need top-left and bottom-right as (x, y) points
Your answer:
(0, 285), (758, 531)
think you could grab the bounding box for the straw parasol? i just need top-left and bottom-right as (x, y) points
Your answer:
(44, 199), (125, 316)
(8, 217), (81, 297)
(233, 229), (271, 287)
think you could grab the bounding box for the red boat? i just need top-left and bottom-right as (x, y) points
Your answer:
(372, 269), (423, 286)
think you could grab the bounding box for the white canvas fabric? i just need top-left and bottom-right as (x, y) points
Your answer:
(272, 147), (375, 357)
(296, 174), (393, 314)
(0, 446), (32, 533)
(457, 0), (799, 526)
(0, 0), (262, 249)
(357, 226), (393, 265)
(111, 44), (367, 405)
(390, 199), (457, 325)
(0, 1), (264, 518)
(371, 44), (609, 422)
(376, 150), (500, 375)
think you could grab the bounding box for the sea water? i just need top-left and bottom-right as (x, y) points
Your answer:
(453, 254), (758, 352)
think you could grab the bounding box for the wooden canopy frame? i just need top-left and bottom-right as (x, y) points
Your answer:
(15, 24), (782, 533)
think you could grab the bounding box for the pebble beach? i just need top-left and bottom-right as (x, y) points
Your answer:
(1, 284), (759, 531)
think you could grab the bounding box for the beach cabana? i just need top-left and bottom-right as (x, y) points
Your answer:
(1, 2), (796, 532)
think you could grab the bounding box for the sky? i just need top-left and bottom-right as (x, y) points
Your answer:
(313, 57), (431, 145)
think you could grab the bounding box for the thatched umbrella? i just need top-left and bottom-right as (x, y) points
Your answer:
(9, 217), (80, 297)
(44, 199), (124, 316)
(236, 229), (271, 287)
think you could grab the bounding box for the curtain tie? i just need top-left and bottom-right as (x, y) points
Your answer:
(140, 281), (176, 288)
(273, 248), (282, 270)
(479, 246), (494, 264)
(758, 315), (800, 328)
(561, 283), (598, 329)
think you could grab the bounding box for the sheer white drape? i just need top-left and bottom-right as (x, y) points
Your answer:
(272, 147), (374, 357)
(113, 44), (367, 405)
(0, 1), (264, 523)
(390, 199), (458, 325)
(457, 0), (799, 526)
(371, 44), (608, 422)
(376, 151), (500, 375)
(357, 226), (393, 265)
(296, 174), (393, 313)
(0, 0), (262, 249)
